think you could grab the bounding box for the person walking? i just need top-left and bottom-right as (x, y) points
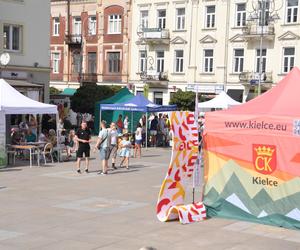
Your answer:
(75, 121), (91, 173)
(134, 123), (142, 158)
(94, 120), (110, 175)
(108, 122), (118, 170)
(119, 134), (131, 169)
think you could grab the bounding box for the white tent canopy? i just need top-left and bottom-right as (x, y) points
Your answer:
(0, 79), (57, 114)
(198, 91), (241, 110)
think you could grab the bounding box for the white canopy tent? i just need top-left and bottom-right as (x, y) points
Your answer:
(198, 91), (241, 110)
(0, 79), (58, 167)
(0, 79), (57, 114)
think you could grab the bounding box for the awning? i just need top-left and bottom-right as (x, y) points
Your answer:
(227, 89), (243, 102)
(60, 88), (77, 96)
(6, 79), (43, 88)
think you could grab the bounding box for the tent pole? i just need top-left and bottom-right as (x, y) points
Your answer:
(145, 112), (148, 150)
(99, 107), (102, 132)
(131, 111), (133, 134)
(56, 113), (60, 163)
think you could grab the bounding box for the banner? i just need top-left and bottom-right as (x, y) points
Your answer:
(156, 111), (206, 224)
(0, 111), (6, 167)
(204, 120), (300, 229)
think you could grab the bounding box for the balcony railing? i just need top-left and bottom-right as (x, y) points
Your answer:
(65, 34), (82, 45)
(239, 71), (273, 84)
(140, 70), (168, 81)
(81, 73), (97, 83)
(138, 28), (170, 45)
(242, 24), (275, 40)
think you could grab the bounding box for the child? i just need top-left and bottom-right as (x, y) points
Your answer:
(119, 134), (131, 169)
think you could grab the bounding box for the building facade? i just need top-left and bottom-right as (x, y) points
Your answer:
(129, 0), (300, 105)
(0, 0), (51, 102)
(50, 0), (131, 90)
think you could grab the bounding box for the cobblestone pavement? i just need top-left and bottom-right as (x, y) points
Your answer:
(0, 146), (300, 250)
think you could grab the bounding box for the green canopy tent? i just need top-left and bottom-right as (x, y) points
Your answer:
(94, 88), (141, 134)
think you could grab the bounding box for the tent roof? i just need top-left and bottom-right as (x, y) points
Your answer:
(216, 67), (300, 117)
(98, 87), (133, 104)
(0, 79), (57, 114)
(101, 93), (177, 112)
(60, 88), (77, 96)
(198, 91), (241, 109)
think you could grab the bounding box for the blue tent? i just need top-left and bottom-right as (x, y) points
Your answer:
(100, 93), (177, 112)
(100, 94), (177, 148)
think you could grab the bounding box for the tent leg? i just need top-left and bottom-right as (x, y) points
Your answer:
(131, 111), (133, 134)
(56, 113), (60, 163)
(145, 112), (148, 150)
(99, 108), (102, 129)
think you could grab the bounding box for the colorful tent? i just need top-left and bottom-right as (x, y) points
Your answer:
(94, 88), (137, 134)
(203, 67), (300, 229)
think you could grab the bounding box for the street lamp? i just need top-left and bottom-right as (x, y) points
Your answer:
(246, 0), (281, 95)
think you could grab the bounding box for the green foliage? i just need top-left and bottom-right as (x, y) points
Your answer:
(49, 87), (61, 95)
(169, 90), (196, 111)
(70, 85), (121, 114)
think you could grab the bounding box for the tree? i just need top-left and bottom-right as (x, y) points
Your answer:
(49, 87), (61, 95)
(169, 90), (196, 111)
(70, 85), (121, 114)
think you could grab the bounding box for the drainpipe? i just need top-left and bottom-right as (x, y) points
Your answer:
(67, 0), (71, 85)
(223, 0), (231, 92)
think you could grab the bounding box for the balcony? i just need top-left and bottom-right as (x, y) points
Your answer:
(242, 24), (275, 41)
(140, 70), (168, 82)
(239, 71), (273, 85)
(138, 28), (170, 45)
(81, 73), (97, 83)
(65, 34), (82, 45)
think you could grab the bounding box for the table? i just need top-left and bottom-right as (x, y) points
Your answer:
(9, 144), (40, 168)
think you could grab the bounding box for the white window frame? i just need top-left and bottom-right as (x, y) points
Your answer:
(3, 24), (22, 52)
(286, 0), (298, 23)
(203, 49), (214, 73)
(255, 49), (267, 73)
(108, 14), (122, 34)
(174, 50), (184, 73)
(53, 17), (60, 36)
(73, 17), (82, 35)
(235, 3), (246, 27)
(205, 5), (216, 29)
(51, 52), (60, 74)
(139, 50), (147, 72)
(157, 9), (166, 29)
(88, 16), (97, 35)
(175, 8), (186, 30)
(140, 10), (149, 29)
(233, 49), (244, 73)
(156, 51), (165, 73)
(154, 92), (163, 105)
(282, 47), (295, 73)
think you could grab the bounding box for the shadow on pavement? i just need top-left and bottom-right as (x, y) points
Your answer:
(0, 168), (22, 172)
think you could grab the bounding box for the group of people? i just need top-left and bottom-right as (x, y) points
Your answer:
(149, 113), (170, 147)
(76, 117), (144, 175)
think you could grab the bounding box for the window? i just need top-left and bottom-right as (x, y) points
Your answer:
(205, 6), (216, 28)
(256, 49), (267, 73)
(286, 0), (298, 23)
(73, 17), (81, 35)
(3, 24), (21, 51)
(88, 16), (97, 35)
(203, 49), (214, 73)
(156, 51), (165, 73)
(139, 50), (147, 72)
(108, 15), (122, 34)
(108, 52), (120, 73)
(140, 10), (149, 29)
(53, 17), (60, 36)
(236, 3), (246, 27)
(157, 9), (166, 29)
(233, 49), (244, 73)
(258, 0), (270, 26)
(175, 50), (184, 73)
(87, 52), (97, 73)
(52, 52), (60, 74)
(154, 92), (163, 105)
(72, 52), (81, 73)
(176, 8), (185, 30)
(283, 47), (295, 73)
